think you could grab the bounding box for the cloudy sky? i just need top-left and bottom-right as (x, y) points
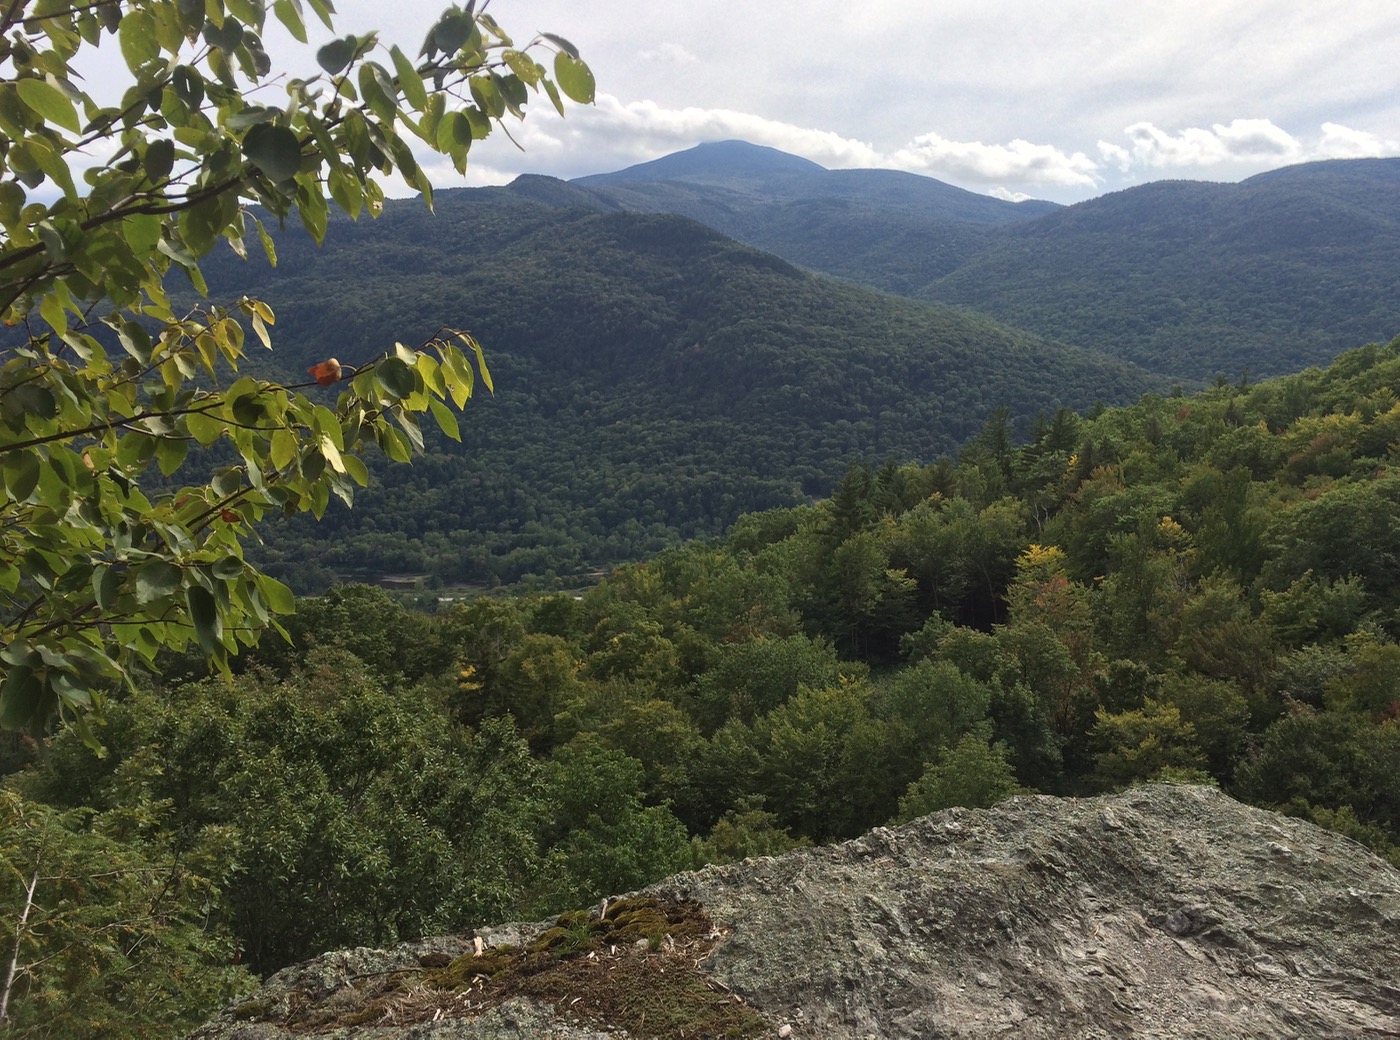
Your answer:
(315, 0), (1400, 203)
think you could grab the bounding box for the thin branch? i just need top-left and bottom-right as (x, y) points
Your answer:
(0, 399), (227, 457)
(0, 854), (40, 1025)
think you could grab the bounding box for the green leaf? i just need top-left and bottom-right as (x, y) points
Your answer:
(542, 32), (580, 58)
(144, 138), (176, 183)
(357, 62), (396, 125)
(378, 424), (412, 463)
(242, 123), (302, 182)
(273, 0), (308, 42)
(259, 573), (296, 614)
(2, 451), (41, 501)
(317, 36), (356, 76)
(375, 356), (417, 399)
(173, 64), (206, 109)
(226, 0), (265, 26)
(135, 560), (182, 604)
(270, 427), (297, 470)
(212, 556), (245, 580)
(116, 431), (157, 469)
(306, 0), (335, 30)
(24, 137), (78, 202)
(119, 10), (159, 72)
(319, 433), (346, 473)
(436, 110), (472, 154)
(49, 670), (93, 711)
(343, 453), (370, 486)
(0, 665), (44, 731)
(1, 382), (57, 423)
(553, 53), (595, 104)
(92, 567), (122, 611)
(431, 10), (475, 55)
(203, 16), (244, 52)
(186, 585), (223, 656)
(428, 397), (461, 441)
(16, 78), (81, 134)
(390, 45), (427, 111)
(185, 408), (227, 446)
(155, 436), (189, 477)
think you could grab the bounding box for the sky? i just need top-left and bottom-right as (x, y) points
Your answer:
(150, 1), (1400, 204)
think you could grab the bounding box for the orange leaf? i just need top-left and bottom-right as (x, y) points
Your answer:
(308, 358), (342, 386)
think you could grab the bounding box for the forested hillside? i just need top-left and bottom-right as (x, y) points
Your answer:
(922, 159), (1400, 378)
(555, 145), (1400, 382)
(199, 193), (1157, 589)
(10, 339), (1400, 1035)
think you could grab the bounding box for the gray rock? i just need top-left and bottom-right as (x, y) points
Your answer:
(193, 785), (1400, 1039)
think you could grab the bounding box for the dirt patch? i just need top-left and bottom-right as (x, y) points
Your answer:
(230, 897), (770, 1038)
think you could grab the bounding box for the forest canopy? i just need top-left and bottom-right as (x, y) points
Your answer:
(7, 336), (1400, 1034)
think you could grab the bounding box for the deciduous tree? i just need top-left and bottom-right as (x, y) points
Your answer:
(0, 0), (593, 739)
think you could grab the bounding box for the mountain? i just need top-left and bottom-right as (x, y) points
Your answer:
(200, 146), (1400, 587)
(573, 140), (1058, 225)
(192, 784), (1400, 1038)
(204, 191), (1158, 588)
(547, 144), (1400, 381)
(920, 158), (1400, 378)
(575, 138), (828, 185)
(559, 140), (1059, 294)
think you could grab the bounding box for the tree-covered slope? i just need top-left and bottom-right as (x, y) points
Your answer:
(202, 191), (1159, 588)
(553, 145), (1400, 381)
(921, 158), (1400, 378)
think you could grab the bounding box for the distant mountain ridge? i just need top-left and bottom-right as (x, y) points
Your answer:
(921, 156), (1400, 376)
(573, 140), (1059, 224)
(539, 142), (1400, 378)
(535, 140), (1059, 294)
(575, 139), (827, 184)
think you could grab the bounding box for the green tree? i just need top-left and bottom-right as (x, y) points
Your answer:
(533, 739), (691, 913)
(26, 649), (547, 975)
(690, 799), (810, 866)
(0, 0), (593, 739)
(0, 790), (252, 1037)
(895, 727), (1023, 821)
(747, 682), (898, 841)
(1090, 698), (1208, 790)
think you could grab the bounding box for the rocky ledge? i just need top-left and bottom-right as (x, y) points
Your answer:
(192, 784), (1400, 1039)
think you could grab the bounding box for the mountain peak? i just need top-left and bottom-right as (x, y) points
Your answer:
(574, 139), (827, 187)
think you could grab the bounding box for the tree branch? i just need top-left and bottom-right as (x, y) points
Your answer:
(0, 844), (39, 1025)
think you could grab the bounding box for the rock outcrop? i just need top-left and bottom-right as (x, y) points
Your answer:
(192, 784), (1400, 1038)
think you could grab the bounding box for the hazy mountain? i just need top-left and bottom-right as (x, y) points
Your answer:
(557, 140), (1059, 294)
(920, 158), (1400, 378)
(538, 144), (1400, 380)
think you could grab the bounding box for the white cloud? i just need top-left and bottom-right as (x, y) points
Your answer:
(397, 93), (1400, 208)
(988, 187), (1035, 203)
(559, 95), (884, 170)
(1316, 121), (1400, 158)
(637, 42), (699, 65)
(887, 132), (1100, 188)
(481, 95), (1103, 192)
(1116, 118), (1303, 168)
(1096, 140), (1132, 172)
